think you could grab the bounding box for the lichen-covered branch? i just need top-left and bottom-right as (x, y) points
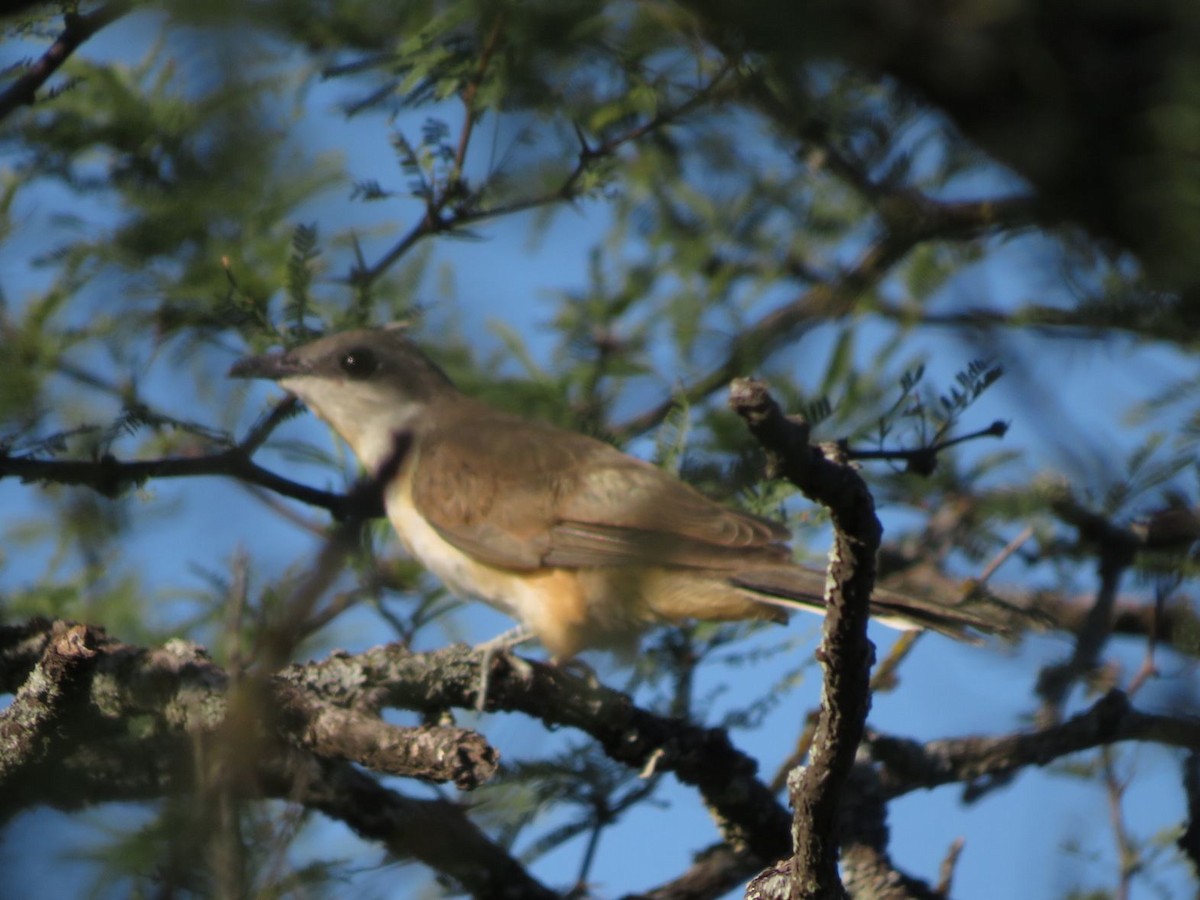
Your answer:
(283, 641), (794, 863)
(0, 621), (498, 798)
(730, 377), (880, 898)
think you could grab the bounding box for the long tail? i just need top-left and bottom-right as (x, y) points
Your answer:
(730, 566), (1010, 642)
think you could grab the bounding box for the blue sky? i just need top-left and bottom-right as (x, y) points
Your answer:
(2, 12), (1198, 899)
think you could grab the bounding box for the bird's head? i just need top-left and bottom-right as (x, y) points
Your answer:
(230, 326), (456, 470)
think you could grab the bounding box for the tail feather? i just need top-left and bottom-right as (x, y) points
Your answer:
(730, 566), (1009, 643)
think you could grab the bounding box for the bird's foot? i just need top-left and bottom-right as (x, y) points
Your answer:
(474, 625), (536, 711)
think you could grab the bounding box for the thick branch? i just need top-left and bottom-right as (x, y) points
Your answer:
(0, 621), (498, 796)
(2, 619), (791, 865)
(10, 720), (547, 899)
(730, 378), (880, 898)
(1179, 753), (1200, 878)
(621, 843), (760, 900)
(838, 762), (944, 900)
(283, 641), (794, 862)
(290, 751), (557, 900)
(273, 682), (498, 789)
(0, 623), (97, 788)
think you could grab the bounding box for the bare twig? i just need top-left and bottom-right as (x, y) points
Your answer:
(1126, 575), (1174, 698)
(450, 15), (504, 184)
(0, 448), (374, 515)
(353, 61), (734, 287)
(1100, 747), (1140, 900)
(977, 525), (1035, 585)
(867, 689), (1200, 800)
(1037, 494), (1139, 722)
(239, 395), (301, 456)
(845, 420), (1009, 474)
(935, 838), (966, 896)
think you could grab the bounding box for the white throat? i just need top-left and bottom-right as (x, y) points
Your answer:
(279, 374), (426, 473)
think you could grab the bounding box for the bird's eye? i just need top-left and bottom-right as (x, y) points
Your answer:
(339, 347), (378, 379)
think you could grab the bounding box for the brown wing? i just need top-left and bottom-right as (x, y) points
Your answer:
(411, 406), (791, 571)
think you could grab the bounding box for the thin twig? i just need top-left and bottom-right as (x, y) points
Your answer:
(1101, 747), (1139, 900)
(935, 837), (965, 896)
(239, 396), (301, 456)
(353, 61), (734, 288)
(0, 440), (387, 522)
(0, 2), (133, 123)
(845, 420), (1009, 473)
(451, 15), (504, 184)
(977, 525), (1034, 585)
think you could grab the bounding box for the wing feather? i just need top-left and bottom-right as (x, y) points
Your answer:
(412, 408), (791, 571)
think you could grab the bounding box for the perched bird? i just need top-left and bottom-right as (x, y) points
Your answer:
(231, 326), (996, 659)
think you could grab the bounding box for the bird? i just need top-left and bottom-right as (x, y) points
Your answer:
(230, 326), (999, 660)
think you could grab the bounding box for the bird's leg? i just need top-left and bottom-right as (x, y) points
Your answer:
(474, 625), (536, 711)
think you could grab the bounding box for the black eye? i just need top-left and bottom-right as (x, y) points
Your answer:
(339, 347), (378, 379)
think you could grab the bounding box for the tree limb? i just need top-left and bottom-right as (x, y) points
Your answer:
(0, 2), (134, 123)
(867, 689), (1200, 801)
(0, 621), (499, 799)
(730, 378), (880, 898)
(0, 447), (384, 519)
(283, 640), (795, 863)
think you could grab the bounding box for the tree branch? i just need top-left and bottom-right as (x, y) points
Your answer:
(0, 446), (384, 519)
(2, 618), (792, 866)
(730, 378), (880, 898)
(1036, 490), (1141, 722)
(272, 682), (497, 789)
(838, 762), (944, 900)
(0, 621), (499, 798)
(283, 640), (794, 863)
(845, 420), (1009, 475)
(0, 623), (98, 790)
(1179, 752), (1200, 879)
(0, 2), (133, 123)
(620, 842), (761, 900)
(353, 61), (734, 288)
(614, 183), (1032, 445)
(867, 689), (1200, 801)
